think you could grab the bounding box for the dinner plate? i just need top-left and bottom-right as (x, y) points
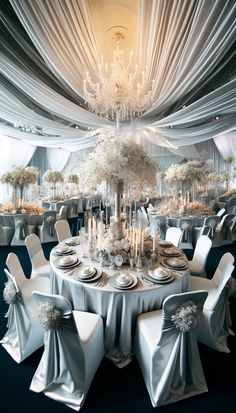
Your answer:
(144, 271), (175, 284)
(75, 268), (102, 283)
(56, 257), (80, 269)
(78, 266), (97, 279)
(160, 248), (181, 257)
(167, 258), (187, 267)
(158, 240), (173, 247)
(161, 258), (188, 270)
(109, 273), (138, 290)
(64, 238), (80, 246)
(54, 246), (74, 255)
(148, 268), (173, 280)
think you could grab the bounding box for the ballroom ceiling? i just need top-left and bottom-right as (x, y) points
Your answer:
(0, 0), (235, 153)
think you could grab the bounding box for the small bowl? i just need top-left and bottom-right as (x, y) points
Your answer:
(117, 274), (132, 286)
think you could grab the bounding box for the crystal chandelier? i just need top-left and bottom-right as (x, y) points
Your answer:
(83, 34), (154, 122)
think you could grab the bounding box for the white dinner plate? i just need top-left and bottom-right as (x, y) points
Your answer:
(144, 271), (175, 284)
(158, 240), (173, 247)
(56, 257), (80, 269)
(64, 238), (80, 246)
(109, 273), (138, 290)
(148, 268), (173, 280)
(161, 258), (188, 270)
(75, 268), (102, 283)
(78, 266), (97, 279)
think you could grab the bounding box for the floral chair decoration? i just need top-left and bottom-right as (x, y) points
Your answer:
(38, 211), (57, 243)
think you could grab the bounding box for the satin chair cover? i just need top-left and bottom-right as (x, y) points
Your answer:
(190, 252), (235, 352)
(188, 235), (212, 277)
(134, 291), (208, 407)
(193, 215), (221, 246)
(215, 213), (234, 246)
(0, 221), (13, 246)
(10, 214), (35, 246)
(178, 218), (193, 249)
(229, 216), (236, 242)
(25, 234), (51, 279)
(38, 211), (58, 243)
(165, 227), (182, 247)
(54, 219), (72, 243)
(0, 268), (50, 363)
(56, 205), (68, 221)
(30, 292), (104, 411)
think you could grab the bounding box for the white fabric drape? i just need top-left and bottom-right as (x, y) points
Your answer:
(0, 135), (36, 202)
(46, 148), (70, 172)
(214, 131), (236, 159)
(0, 0), (232, 151)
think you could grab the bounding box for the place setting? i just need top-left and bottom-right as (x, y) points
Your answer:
(143, 267), (175, 284)
(158, 240), (174, 248)
(63, 237), (80, 246)
(161, 257), (188, 271)
(160, 247), (181, 257)
(74, 265), (102, 283)
(53, 245), (75, 256)
(109, 272), (138, 290)
(54, 255), (81, 270)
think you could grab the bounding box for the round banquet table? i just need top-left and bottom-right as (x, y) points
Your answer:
(50, 238), (190, 367)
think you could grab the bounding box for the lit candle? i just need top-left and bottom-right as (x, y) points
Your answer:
(93, 217), (96, 239)
(141, 230), (144, 253)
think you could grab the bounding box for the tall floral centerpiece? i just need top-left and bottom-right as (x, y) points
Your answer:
(79, 135), (157, 239)
(42, 170), (64, 200)
(67, 173), (79, 197)
(0, 166), (38, 209)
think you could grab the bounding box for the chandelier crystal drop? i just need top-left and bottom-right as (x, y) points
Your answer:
(83, 35), (154, 122)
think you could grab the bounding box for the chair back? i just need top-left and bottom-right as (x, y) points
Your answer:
(55, 219), (72, 242)
(4, 268), (19, 294)
(11, 214), (32, 245)
(6, 252), (26, 287)
(190, 235), (212, 275)
(32, 291), (72, 318)
(148, 214), (167, 239)
(212, 252), (234, 291)
(162, 291), (208, 332)
(57, 205), (68, 221)
(41, 211), (57, 236)
(216, 214), (234, 238)
(25, 234), (48, 269)
(217, 208), (226, 217)
(165, 227), (182, 247)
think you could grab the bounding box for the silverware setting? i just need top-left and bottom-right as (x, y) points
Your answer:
(95, 273), (108, 287)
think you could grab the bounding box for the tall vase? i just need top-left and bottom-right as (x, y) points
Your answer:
(111, 179), (125, 240)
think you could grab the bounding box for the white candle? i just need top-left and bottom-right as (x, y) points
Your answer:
(153, 234), (156, 251)
(88, 218), (91, 243)
(141, 230), (144, 253)
(93, 217), (96, 239)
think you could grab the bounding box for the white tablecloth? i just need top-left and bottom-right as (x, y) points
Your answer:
(50, 240), (190, 367)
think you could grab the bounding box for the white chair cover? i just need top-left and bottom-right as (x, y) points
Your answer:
(38, 211), (58, 243)
(6, 252), (27, 285)
(190, 252), (235, 352)
(165, 227), (182, 247)
(25, 234), (51, 279)
(215, 213), (234, 246)
(193, 215), (221, 246)
(54, 219), (72, 243)
(11, 214), (35, 246)
(0, 268), (50, 363)
(134, 291), (208, 407)
(178, 218), (194, 249)
(56, 205), (68, 221)
(30, 292), (104, 411)
(188, 235), (212, 277)
(0, 222), (14, 246)
(229, 216), (236, 242)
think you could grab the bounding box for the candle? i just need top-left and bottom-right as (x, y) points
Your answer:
(93, 217), (96, 239)
(88, 218), (91, 243)
(141, 230), (144, 253)
(153, 234), (156, 251)
(135, 229), (138, 257)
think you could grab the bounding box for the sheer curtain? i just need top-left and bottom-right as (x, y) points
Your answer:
(0, 135), (36, 203)
(46, 148), (70, 172)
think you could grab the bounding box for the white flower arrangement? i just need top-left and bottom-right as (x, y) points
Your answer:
(79, 135), (158, 191)
(171, 301), (201, 332)
(67, 174), (79, 184)
(3, 280), (18, 304)
(164, 160), (204, 187)
(43, 170), (64, 184)
(0, 166), (38, 188)
(38, 301), (62, 331)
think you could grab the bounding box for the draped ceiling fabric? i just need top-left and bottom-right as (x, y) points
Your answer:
(0, 0), (235, 158)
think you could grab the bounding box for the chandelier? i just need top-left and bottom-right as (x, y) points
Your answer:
(83, 34), (154, 122)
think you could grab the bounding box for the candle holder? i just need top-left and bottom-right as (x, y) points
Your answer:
(136, 254), (143, 272)
(151, 250), (157, 264)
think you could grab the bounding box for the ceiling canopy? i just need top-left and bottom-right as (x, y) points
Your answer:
(0, 0), (235, 152)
